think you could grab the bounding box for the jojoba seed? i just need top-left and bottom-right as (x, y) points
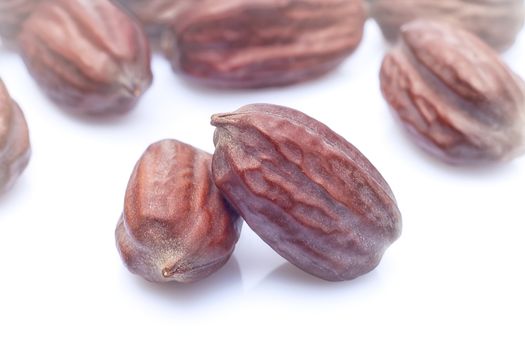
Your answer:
(0, 79), (31, 193)
(368, 0), (525, 51)
(211, 104), (402, 281)
(116, 139), (242, 283)
(162, 0), (366, 88)
(380, 20), (525, 165)
(18, 0), (153, 116)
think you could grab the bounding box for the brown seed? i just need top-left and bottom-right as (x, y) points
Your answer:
(211, 104), (402, 281)
(0, 79), (31, 194)
(113, 0), (198, 48)
(18, 0), (153, 116)
(116, 139), (242, 283)
(380, 20), (525, 165)
(162, 0), (366, 88)
(0, 0), (40, 44)
(368, 0), (525, 51)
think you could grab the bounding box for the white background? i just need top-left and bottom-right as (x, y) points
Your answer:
(1, 21), (524, 349)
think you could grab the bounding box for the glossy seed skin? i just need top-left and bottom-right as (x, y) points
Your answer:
(368, 0), (525, 51)
(116, 140), (242, 283)
(0, 79), (31, 194)
(380, 20), (525, 165)
(211, 104), (402, 281)
(162, 0), (366, 88)
(0, 0), (40, 43)
(18, 0), (152, 116)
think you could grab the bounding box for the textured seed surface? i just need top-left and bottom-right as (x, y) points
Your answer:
(18, 0), (152, 116)
(211, 104), (401, 281)
(116, 139), (242, 283)
(0, 0), (40, 43)
(0, 79), (31, 194)
(368, 0), (525, 51)
(162, 0), (366, 88)
(113, 0), (197, 47)
(380, 20), (525, 165)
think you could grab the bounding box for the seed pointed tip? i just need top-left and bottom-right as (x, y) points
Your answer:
(211, 112), (232, 126)
(161, 267), (174, 279)
(122, 81), (143, 98)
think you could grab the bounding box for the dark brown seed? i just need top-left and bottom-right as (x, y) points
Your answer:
(368, 0), (525, 51)
(18, 0), (153, 116)
(162, 0), (366, 88)
(380, 20), (525, 165)
(0, 79), (31, 194)
(211, 104), (402, 281)
(116, 139), (242, 283)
